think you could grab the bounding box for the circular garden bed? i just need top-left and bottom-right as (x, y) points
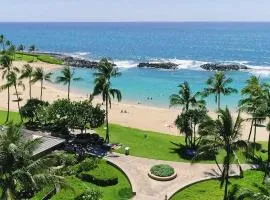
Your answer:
(148, 164), (177, 181)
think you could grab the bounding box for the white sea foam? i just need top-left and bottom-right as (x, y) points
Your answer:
(246, 65), (270, 77)
(114, 60), (139, 69)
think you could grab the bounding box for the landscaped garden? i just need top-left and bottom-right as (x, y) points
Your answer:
(170, 170), (264, 200)
(96, 124), (268, 163)
(1, 109), (268, 164)
(32, 157), (133, 200)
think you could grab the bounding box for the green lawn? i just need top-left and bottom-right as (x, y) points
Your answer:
(33, 161), (133, 200)
(13, 52), (63, 65)
(171, 170), (264, 200)
(0, 110), (22, 124)
(96, 124), (268, 163)
(0, 110), (268, 164)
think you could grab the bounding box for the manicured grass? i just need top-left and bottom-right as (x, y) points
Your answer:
(96, 124), (268, 163)
(0, 109), (267, 164)
(36, 54), (63, 65)
(13, 52), (63, 65)
(0, 110), (21, 124)
(51, 161), (133, 200)
(171, 170), (264, 200)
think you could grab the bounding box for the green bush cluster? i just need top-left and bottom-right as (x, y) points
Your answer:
(78, 158), (99, 172)
(150, 164), (175, 177)
(79, 161), (118, 186)
(75, 189), (102, 200)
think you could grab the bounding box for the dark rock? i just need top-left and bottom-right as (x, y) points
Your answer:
(62, 56), (100, 68)
(200, 63), (250, 71)
(137, 62), (178, 70)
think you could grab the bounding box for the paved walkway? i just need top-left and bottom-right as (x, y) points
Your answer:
(106, 153), (252, 200)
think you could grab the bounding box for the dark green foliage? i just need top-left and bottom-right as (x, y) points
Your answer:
(78, 158), (100, 172)
(75, 189), (103, 200)
(79, 162), (118, 186)
(150, 164), (175, 177)
(69, 101), (105, 133)
(21, 98), (49, 122)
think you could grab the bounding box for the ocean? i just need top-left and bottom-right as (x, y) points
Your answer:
(1, 22), (270, 109)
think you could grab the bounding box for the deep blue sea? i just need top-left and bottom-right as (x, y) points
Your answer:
(1, 22), (270, 109)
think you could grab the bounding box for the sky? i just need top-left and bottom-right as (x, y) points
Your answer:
(1, 0), (270, 22)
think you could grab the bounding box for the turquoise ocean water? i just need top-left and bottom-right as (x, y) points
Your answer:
(1, 22), (270, 109)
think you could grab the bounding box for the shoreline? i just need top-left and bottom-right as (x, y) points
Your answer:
(0, 60), (269, 141)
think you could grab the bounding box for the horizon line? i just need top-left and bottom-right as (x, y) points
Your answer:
(1, 20), (270, 23)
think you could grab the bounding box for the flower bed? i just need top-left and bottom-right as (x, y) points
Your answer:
(148, 164), (177, 181)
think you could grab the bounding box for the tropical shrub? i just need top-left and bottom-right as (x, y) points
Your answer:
(78, 158), (100, 172)
(79, 162), (118, 186)
(21, 98), (49, 123)
(75, 189), (103, 200)
(150, 164), (175, 177)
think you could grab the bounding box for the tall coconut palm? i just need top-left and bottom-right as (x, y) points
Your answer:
(17, 44), (25, 52)
(0, 123), (64, 200)
(0, 54), (18, 123)
(170, 81), (205, 112)
(0, 34), (5, 51)
(7, 44), (16, 59)
(0, 71), (25, 121)
(55, 66), (82, 100)
(203, 72), (237, 110)
(29, 44), (36, 52)
(239, 76), (269, 144)
(197, 107), (247, 200)
(93, 58), (122, 143)
(31, 67), (52, 100)
(20, 64), (34, 99)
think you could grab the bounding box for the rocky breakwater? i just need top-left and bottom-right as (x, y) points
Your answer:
(138, 62), (179, 70)
(61, 56), (100, 68)
(200, 63), (250, 71)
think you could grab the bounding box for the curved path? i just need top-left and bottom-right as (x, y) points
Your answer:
(106, 153), (252, 200)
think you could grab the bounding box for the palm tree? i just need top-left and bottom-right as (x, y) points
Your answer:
(17, 44), (25, 52)
(0, 54), (18, 123)
(0, 71), (25, 121)
(7, 44), (16, 59)
(55, 66), (82, 100)
(175, 107), (207, 149)
(239, 76), (269, 144)
(0, 123), (64, 199)
(170, 81), (205, 112)
(31, 67), (52, 100)
(0, 34), (5, 51)
(238, 180), (270, 200)
(93, 58), (122, 143)
(197, 107), (247, 200)
(20, 64), (34, 99)
(29, 44), (36, 52)
(203, 72), (237, 110)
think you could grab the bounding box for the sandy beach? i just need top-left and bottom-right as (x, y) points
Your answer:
(0, 61), (268, 141)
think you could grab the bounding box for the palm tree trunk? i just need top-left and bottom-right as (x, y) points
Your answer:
(248, 119), (254, 142)
(105, 96), (110, 143)
(40, 79), (43, 101)
(14, 84), (23, 122)
(68, 81), (70, 100)
(267, 132), (270, 180)
(218, 93), (221, 110)
(29, 77), (32, 99)
(5, 69), (10, 123)
(224, 171), (229, 200)
(223, 150), (230, 200)
(253, 118), (257, 152)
